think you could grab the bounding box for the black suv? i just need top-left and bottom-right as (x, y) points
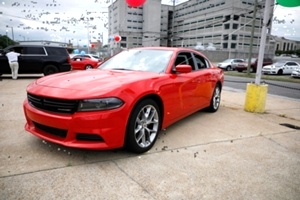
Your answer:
(0, 45), (72, 76)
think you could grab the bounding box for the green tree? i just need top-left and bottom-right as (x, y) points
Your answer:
(0, 35), (17, 49)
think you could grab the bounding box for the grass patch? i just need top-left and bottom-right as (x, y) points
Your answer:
(224, 71), (300, 83)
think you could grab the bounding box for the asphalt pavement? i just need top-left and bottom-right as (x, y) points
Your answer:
(0, 77), (299, 200)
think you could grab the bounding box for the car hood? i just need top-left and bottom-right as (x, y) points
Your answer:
(28, 69), (162, 99)
(263, 64), (272, 68)
(264, 64), (281, 68)
(217, 62), (230, 65)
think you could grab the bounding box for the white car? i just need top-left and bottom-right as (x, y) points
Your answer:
(262, 61), (300, 75)
(291, 67), (300, 78)
(217, 59), (244, 71)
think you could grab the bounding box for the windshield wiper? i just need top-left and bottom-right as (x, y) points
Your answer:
(111, 68), (133, 71)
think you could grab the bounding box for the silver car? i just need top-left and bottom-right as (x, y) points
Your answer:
(217, 59), (244, 71)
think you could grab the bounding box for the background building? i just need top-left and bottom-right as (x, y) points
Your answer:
(108, 0), (276, 60)
(273, 36), (300, 52)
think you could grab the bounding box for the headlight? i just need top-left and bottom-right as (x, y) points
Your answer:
(78, 97), (124, 111)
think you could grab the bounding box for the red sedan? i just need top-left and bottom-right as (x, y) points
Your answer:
(70, 56), (100, 70)
(23, 47), (224, 153)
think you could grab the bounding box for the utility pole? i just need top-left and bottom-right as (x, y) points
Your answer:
(247, 0), (258, 74)
(255, 0), (272, 84)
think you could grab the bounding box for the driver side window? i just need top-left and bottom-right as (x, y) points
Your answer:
(174, 52), (196, 71)
(194, 54), (209, 69)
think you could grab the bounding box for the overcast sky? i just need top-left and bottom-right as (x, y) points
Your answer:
(0, 0), (299, 47)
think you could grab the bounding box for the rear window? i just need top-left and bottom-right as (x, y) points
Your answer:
(45, 47), (68, 56)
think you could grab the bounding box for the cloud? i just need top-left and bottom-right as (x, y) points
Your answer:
(1, 0), (299, 48)
(1, 0), (109, 45)
(272, 4), (300, 41)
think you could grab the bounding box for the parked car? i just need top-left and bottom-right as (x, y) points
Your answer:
(70, 56), (100, 70)
(0, 45), (71, 76)
(23, 47), (224, 153)
(217, 58), (244, 71)
(262, 61), (300, 75)
(236, 58), (273, 72)
(72, 54), (102, 62)
(291, 66), (300, 78)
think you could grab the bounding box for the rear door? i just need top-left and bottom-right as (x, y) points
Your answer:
(19, 46), (47, 73)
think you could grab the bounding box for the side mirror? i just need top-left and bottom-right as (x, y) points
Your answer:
(175, 64), (192, 73)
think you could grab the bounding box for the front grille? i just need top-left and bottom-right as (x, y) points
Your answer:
(33, 121), (67, 138)
(27, 93), (78, 114)
(76, 133), (104, 142)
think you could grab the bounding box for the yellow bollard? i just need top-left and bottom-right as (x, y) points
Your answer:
(244, 83), (268, 113)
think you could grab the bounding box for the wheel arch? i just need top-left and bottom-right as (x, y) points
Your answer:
(131, 94), (164, 125)
(43, 61), (59, 68)
(124, 93), (164, 138)
(124, 94), (164, 153)
(216, 81), (223, 91)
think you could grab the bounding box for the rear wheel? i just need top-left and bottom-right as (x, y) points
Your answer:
(125, 99), (161, 153)
(85, 65), (93, 70)
(43, 65), (58, 75)
(206, 85), (221, 112)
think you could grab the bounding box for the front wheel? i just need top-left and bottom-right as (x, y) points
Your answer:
(125, 99), (161, 153)
(206, 85), (221, 112)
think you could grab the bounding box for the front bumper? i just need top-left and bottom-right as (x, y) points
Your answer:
(262, 69), (277, 74)
(23, 99), (127, 150)
(291, 71), (300, 77)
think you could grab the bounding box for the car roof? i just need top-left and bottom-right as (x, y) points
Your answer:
(5, 45), (67, 50)
(125, 46), (209, 57)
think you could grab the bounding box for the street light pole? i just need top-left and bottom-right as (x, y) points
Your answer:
(6, 26), (14, 41)
(11, 27), (14, 41)
(6, 30), (8, 46)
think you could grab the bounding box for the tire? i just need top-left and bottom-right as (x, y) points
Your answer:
(206, 84), (221, 112)
(125, 99), (161, 153)
(226, 66), (232, 71)
(237, 69), (242, 72)
(277, 69), (283, 75)
(43, 65), (58, 76)
(85, 65), (93, 70)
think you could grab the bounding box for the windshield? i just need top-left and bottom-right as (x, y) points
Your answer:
(99, 49), (173, 73)
(273, 61), (286, 66)
(222, 59), (233, 63)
